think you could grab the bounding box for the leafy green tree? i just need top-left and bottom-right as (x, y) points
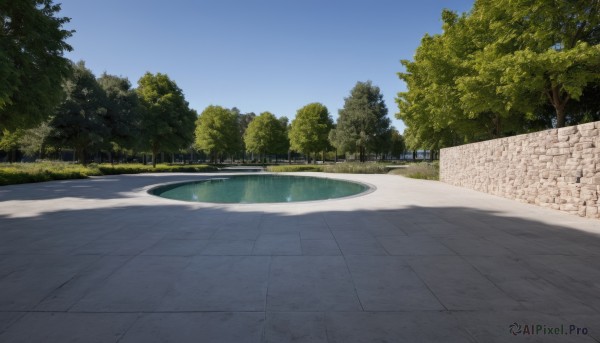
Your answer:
(289, 103), (333, 163)
(398, 1), (600, 151)
(331, 82), (390, 162)
(0, 0), (73, 130)
(458, 0), (600, 128)
(195, 105), (241, 162)
(236, 110), (255, 161)
(389, 128), (405, 159)
(0, 129), (24, 162)
(17, 120), (52, 158)
(98, 73), (140, 157)
(49, 61), (109, 165)
(276, 116), (291, 157)
(244, 112), (288, 160)
(137, 72), (196, 167)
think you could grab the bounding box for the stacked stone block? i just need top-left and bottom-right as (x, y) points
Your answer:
(440, 121), (600, 219)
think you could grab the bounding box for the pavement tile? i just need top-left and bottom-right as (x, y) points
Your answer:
(264, 312), (327, 343)
(405, 255), (523, 311)
(267, 256), (361, 311)
(158, 256), (270, 311)
(120, 312), (264, 343)
(0, 312), (138, 343)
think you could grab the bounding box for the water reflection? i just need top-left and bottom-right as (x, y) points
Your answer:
(152, 175), (368, 203)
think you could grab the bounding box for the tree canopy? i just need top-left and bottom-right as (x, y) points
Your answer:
(137, 72), (196, 167)
(397, 0), (600, 150)
(289, 103), (333, 162)
(244, 112), (288, 158)
(195, 105), (241, 162)
(331, 81), (391, 162)
(49, 61), (109, 164)
(0, 0), (73, 130)
(98, 73), (140, 153)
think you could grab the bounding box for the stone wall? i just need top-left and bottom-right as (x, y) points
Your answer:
(440, 121), (600, 219)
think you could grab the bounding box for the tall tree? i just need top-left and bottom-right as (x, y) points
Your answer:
(194, 105), (240, 163)
(49, 61), (108, 165)
(398, 0), (600, 150)
(98, 73), (140, 156)
(389, 128), (405, 159)
(0, 0), (73, 130)
(331, 81), (390, 162)
(244, 112), (288, 161)
(17, 120), (52, 158)
(0, 129), (24, 163)
(457, 0), (600, 128)
(289, 103), (333, 163)
(276, 116), (291, 158)
(237, 110), (255, 161)
(137, 72), (196, 167)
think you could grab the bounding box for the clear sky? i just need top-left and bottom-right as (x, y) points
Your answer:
(58, 0), (474, 133)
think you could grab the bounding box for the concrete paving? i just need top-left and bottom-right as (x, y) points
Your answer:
(0, 172), (599, 342)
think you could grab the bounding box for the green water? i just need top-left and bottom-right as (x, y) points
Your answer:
(151, 174), (369, 203)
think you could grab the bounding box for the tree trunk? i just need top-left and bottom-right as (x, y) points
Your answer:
(556, 106), (566, 128)
(547, 85), (570, 128)
(152, 148), (158, 168)
(171, 153), (174, 164)
(359, 146), (366, 163)
(78, 148), (86, 165)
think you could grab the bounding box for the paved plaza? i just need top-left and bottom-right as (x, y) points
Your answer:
(0, 172), (599, 342)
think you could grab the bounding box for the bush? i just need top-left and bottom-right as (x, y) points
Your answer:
(389, 162), (439, 180)
(323, 163), (389, 174)
(266, 162), (390, 174)
(266, 165), (324, 172)
(0, 162), (218, 186)
(97, 163), (218, 175)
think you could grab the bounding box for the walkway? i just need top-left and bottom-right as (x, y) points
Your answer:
(0, 173), (598, 342)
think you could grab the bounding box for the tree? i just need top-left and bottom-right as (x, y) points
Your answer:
(331, 81), (391, 162)
(0, 0), (73, 130)
(18, 120), (52, 158)
(195, 105), (240, 163)
(0, 129), (24, 162)
(236, 110), (256, 161)
(289, 103), (333, 163)
(49, 61), (109, 165)
(398, 0), (600, 151)
(389, 128), (405, 159)
(98, 73), (140, 157)
(457, 0), (600, 128)
(137, 72), (196, 167)
(276, 116), (291, 158)
(244, 112), (288, 161)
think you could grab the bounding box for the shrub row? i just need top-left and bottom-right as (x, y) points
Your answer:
(0, 162), (218, 186)
(266, 163), (389, 174)
(322, 163), (389, 174)
(389, 162), (439, 180)
(265, 165), (324, 172)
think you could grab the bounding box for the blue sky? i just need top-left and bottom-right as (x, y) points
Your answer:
(58, 0), (474, 133)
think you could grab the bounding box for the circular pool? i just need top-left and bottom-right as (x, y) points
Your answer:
(149, 174), (371, 203)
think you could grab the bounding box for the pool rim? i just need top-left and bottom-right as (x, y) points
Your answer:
(144, 173), (377, 205)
